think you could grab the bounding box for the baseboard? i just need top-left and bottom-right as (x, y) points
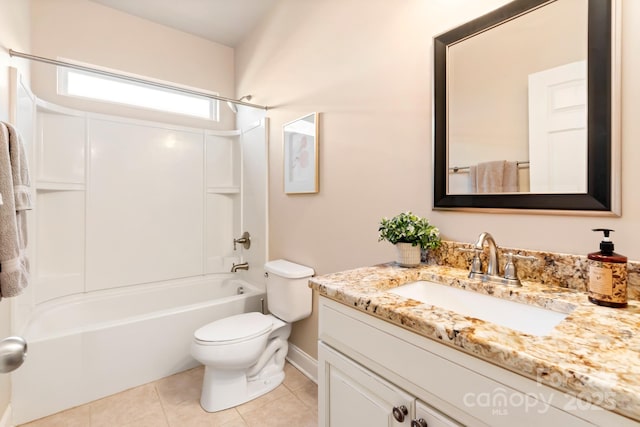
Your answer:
(286, 343), (318, 384)
(0, 404), (12, 427)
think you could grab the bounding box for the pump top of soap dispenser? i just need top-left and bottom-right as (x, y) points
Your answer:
(592, 228), (615, 255)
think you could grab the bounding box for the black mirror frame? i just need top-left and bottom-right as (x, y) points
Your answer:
(433, 0), (616, 213)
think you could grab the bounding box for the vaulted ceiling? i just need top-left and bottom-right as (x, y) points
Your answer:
(89, 0), (278, 47)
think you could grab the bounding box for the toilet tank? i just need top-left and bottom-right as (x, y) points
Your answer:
(264, 259), (314, 322)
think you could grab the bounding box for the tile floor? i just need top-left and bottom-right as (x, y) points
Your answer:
(19, 362), (318, 427)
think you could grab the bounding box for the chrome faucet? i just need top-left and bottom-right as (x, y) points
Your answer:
(474, 232), (499, 276)
(231, 262), (249, 272)
(463, 232), (536, 287)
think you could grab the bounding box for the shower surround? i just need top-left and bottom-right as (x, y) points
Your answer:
(9, 81), (268, 424)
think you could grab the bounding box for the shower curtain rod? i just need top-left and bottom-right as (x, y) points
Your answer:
(9, 49), (269, 110)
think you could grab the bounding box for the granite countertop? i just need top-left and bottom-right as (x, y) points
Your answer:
(309, 263), (640, 422)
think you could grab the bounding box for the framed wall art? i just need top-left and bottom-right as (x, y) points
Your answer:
(283, 112), (319, 194)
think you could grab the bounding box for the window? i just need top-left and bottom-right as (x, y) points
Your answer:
(58, 66), (218, 120)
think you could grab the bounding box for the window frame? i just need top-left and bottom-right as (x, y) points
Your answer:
(57, 65), (219, 121)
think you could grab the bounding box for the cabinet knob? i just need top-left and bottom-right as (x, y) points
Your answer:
(392, 405), (408, 422)
(411, 419), (428, 427)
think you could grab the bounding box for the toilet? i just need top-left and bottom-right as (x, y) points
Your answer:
(191, 259), (314, 412)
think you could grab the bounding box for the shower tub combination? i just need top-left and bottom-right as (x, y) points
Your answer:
(11, 275), (265, 425)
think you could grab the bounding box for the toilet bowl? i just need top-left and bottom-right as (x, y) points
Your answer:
(191, 259), (313, 412)
(192, 312), (276, 369)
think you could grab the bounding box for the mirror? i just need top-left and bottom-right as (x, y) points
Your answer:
(433, 0), (620, 213)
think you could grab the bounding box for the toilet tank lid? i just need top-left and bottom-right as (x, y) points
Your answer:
(264, 259), (314, 279)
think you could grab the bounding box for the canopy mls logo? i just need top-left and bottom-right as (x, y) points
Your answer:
(462, 370), (617, 417)
(462, 387), (552, 416)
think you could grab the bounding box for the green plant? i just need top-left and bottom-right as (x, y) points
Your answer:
(378, 211), (441, 250)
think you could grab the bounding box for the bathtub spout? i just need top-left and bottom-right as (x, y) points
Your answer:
(231, 262), (249, 272)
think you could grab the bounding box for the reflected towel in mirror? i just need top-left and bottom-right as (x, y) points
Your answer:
(470, 160), (519, 193)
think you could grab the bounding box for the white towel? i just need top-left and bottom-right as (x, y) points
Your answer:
(0, 122), (31, 298)
(471, 160), (519, 193)
(502, 161), (519, 192)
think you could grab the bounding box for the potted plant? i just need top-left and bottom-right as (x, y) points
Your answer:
(378, 211), (441, 267)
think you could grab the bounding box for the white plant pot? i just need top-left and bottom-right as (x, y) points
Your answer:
(395, 242), (421, 267)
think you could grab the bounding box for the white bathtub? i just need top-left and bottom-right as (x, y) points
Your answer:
(11, 275), (265, 424)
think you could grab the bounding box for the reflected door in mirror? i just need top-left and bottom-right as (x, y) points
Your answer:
(528, 61), (587, 193)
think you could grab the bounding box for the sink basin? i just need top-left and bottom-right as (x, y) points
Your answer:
(388, 281), (571, 336)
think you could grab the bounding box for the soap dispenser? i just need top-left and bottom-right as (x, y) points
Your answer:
(587, 228), (627, 308)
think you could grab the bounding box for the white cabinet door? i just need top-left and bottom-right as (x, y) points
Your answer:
(414, 400), (463, 427)
(319, 342), (415, 427)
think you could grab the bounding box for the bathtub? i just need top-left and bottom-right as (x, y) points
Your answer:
(11, 275), (265, 424)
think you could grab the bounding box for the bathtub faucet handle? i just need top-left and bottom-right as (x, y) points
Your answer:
(233, 231), (251, 250)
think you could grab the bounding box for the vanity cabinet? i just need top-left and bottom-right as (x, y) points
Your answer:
(320, 342), (415, 427)
(416, 400), (464, 427)
(320, 342), (461, 427)
(318, 297), (636, 427)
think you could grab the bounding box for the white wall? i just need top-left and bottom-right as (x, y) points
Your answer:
(30, 0), (236, 130)
(0, 1), (30, 120)
(0, 0), (30, 418)
(236, 0), (640, 359)
(238, 111), (269, 286)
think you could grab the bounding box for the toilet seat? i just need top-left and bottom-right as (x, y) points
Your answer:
(194, 312), (273, 345)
